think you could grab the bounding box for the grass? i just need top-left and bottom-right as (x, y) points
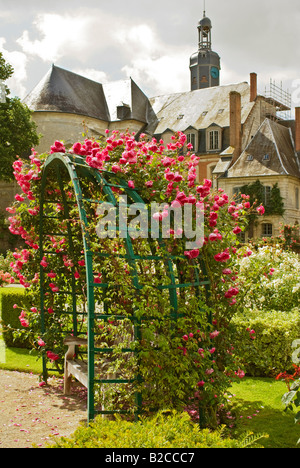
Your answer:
(229, 377), (299, 448)
(0, 333), (43, 373)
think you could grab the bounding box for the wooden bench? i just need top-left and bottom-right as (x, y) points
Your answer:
(64, 336), (89, 394)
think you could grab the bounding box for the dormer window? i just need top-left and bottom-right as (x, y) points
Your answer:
(247, 155), (253, 161)
(186, 131), (197, 151)
(206, 127), (221, 151)
(263, 154), (270, 160)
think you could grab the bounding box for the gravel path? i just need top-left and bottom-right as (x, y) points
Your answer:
(0, 369), (87, 448)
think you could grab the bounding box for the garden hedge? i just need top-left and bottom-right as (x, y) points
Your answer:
(0, 287), (31, 348)
(48, 410), (266, 448)
(231, 308), (300, 377)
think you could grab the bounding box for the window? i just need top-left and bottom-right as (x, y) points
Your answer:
(186, 132), (196, 150)
(247, 154), (253, 161)
(208, 130), (220, 150)
(233, 187), (243, 202)
(262, 223), (273, 237)
(263, 186), (271, 206)
(206, 127), (221, 152)
(263, 154), (270, 161)
(296, 188), (299, 210)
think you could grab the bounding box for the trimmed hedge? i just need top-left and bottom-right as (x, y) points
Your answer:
(231, 308), (300, 377)
(48, 410), (267, 448)
(0, 287), (31, 348)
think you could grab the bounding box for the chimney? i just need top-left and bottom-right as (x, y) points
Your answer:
(295, 107), (300, 153)
(250, 72), (257, 102)
(229, 91), (242, 163)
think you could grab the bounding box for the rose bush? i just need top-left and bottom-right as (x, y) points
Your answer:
(234, 245), (300, 312)
(6, 130), (264, 427)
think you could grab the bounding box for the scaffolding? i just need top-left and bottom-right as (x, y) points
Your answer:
(263, 78), (292, 121)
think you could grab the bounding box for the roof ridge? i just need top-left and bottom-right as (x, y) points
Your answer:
(266, 119), (289, 176)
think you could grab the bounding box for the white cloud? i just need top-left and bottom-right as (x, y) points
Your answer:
(16, 13), (91, 63)
(73, 68), (109, 84)
(114, 23), (190, 95)
(0, 37), (28, 98)
(122, 53), (190, 96)
(115, 24), (159, 57)
(15, 12), (192, 95)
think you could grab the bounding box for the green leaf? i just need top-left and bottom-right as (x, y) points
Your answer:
(282, 391), (297, 406)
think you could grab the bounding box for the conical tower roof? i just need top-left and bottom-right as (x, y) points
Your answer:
(24, 65), (110, 121)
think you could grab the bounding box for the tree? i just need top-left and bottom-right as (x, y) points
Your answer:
(0, 53), (39, 181)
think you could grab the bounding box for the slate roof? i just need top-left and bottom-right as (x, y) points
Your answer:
(102, 79), (158, 133)
(24, 65), (110, 121)
(149, 82), (255, 135)
(23, 65), (158, 133)
(227, 118), (300, 178)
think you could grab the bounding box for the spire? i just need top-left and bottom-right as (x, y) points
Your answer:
(189, 8), (221, 90)
(198, 12), (212, 50)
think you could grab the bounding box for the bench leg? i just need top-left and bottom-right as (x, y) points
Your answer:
(64, 344), (75, 395)
(64, 362), (72, 395)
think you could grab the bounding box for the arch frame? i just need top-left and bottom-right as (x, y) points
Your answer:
(38, 152), (211, 422)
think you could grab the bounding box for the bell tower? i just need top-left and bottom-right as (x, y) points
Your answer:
(190, 9), (221, 91)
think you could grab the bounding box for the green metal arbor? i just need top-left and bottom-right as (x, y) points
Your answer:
(39, 152), (210, 422)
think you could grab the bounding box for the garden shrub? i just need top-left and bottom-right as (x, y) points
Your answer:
(48, 410), (267, 448)
(0, 287), (31, 348)
(236, 246), (300, 312)
(231, 308), (300, 377)
(278, 340), (300, 442)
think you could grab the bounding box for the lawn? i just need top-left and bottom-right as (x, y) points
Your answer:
(0, 334), (43, 373)
(0, 335), (299, 448)
(229, 377), (299, 448)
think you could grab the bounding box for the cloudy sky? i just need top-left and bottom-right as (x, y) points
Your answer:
(0, 0), (300, 109)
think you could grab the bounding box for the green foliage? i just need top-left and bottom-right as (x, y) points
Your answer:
(240, 180), (284, 217)
(0, 52), (39, 181)
(0, 249), (14, 276)
(282, 223), (300, 253)
(0, 53), (13, 81)
(278, 340), (300, 442)
(48, 410), (267, 448)
(231, 309), (300, 376)
(0, 287), (31, 348)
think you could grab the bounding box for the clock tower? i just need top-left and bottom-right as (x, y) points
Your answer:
(190, 11), (221, 91)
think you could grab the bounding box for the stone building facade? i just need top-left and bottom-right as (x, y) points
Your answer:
(0, 10), (299, 244)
